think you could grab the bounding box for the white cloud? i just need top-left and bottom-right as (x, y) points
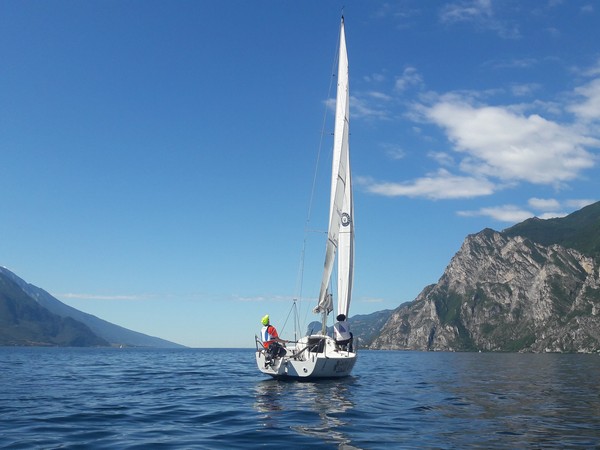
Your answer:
(488, 57), (538, 70)
(368, 91), (393, 102)
(439, 0), (520, 39)
(428, 151), (455, 166)
(510, 83), (541, 97)
(327, 93), (391, 120)
(359, 169), (495, 200)
(350, 95), (391, 120)
(458, 198), (597, 223)
(364, 72), (387, 83)
(538, 211), (568, 219)
(565, 198), (597, 209)
(584, 59), (600, 77)
(528, 197), (561, 211)
(440, 0), (493, 23)
(380, 143), (406, 160)
(57, 293), (149, 301)
(457, 204), (533, 223)
(395, 67), (423, 93)
(353, 55), (600, 209)
(568, 78), (600, 123)
(421, 96), (597, 185)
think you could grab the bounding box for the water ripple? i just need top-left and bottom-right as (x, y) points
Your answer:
(1, 348), (600, 449)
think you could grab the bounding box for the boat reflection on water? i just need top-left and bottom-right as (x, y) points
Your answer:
(253, 378), (361, 449)
(253, 380), (286, 413)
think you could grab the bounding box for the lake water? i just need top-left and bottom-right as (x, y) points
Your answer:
(1, 348), (599, 449)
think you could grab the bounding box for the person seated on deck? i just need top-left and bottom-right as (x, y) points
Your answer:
(333, 314), (353, 352)
(260, 314), (287, 360)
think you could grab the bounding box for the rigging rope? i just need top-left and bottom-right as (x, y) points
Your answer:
(293, 23), (342, 337)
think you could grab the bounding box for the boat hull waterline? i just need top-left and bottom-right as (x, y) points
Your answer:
(256, 335), (357, 379)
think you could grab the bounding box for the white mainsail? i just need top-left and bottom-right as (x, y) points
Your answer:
(316, 17), (354, 319)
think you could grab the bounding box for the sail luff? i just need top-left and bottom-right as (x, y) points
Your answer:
(316, 18), (351, 315)
(336, 17), (353, 318)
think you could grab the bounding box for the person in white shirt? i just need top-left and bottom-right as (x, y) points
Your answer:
(333, 314), (353, 351)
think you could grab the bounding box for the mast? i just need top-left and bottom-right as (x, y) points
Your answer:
(315, 16), (354, 324)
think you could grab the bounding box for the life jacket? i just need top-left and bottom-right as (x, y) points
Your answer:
(261, 325), (277, 348)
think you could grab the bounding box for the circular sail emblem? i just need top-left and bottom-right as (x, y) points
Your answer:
(341, 213), (352, 227)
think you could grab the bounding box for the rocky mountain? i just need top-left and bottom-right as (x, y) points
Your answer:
(0, 267), (184, 348)
(370, 201), (600, 353)
(347, 309), (396, 346)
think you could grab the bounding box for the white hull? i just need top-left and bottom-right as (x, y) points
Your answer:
(256, 335), (356, 379)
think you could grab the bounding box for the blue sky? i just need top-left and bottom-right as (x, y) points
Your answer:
(1, 1), (599, 348)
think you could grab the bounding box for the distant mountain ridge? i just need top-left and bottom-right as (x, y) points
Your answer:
(307, 309), (394, 348)
(369, 201), (600, 353)
(0, 267), (184, 348)
(0, 273), (108, 347)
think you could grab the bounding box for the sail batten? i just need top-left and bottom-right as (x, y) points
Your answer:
(316, 18), (354, 319)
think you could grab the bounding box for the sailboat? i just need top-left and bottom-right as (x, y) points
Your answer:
(255, 17), (357, 379)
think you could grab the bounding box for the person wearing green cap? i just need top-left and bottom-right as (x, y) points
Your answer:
(260, 314), (287, 359)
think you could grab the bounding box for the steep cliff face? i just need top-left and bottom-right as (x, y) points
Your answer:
(370, 229), (600, 353)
